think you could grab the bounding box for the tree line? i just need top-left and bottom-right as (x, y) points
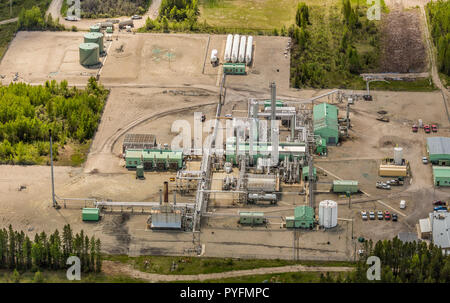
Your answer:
(17, 6), (64, 31)
(320, 237), (450, 283)
(0, 224), (102, 273)
(143, 0), (199, 32)
(290, 1), (380, 88)
(0, 77), (108, 164)
(79, 0), (150, 19)
(427, 0), (450, 77)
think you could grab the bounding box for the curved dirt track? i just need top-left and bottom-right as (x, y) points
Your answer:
(102, 260), (353, 282)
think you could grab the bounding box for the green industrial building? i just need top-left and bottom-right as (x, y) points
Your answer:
(315, 136), (327, 155)
(302, 166), (317, 181)
(333, 180), (358, 193)
(286, 206), (315, 229)
(223, 63), (246, 75)
(239, 212), (266, 225)
(432, 166), (450, 186)
(125, 149), (183, 170)
(427, 137), (450, 165)
(313, 103), (339, 145)
(82, 208), (100, 221)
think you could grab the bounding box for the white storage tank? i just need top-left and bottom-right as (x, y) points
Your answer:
(231, 34), (240, 63)
(224, 34), (233, 62)
(394, 147), (403, 165)
(319, 200), (338, 228)
(238, 35), (246, 63)
(245, 36), (253, 65)
(211, 49), (218, 64)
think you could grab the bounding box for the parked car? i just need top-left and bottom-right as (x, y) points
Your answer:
(422, 157), (428, 164)
(392, 214), (398, 222)
(400, 200), (406, 209)
(376, 181), (391, 190)
(377, 211), (383, 220)
(412, 125), (418, 132)
(369, 211), (375, 220)
(424, 124), (431, 133)
(431, 124), (438, 132)
(131, 15), (142, 20)
(65, 16), (79, 21)
(434, 206), (448, 211)
(384, 211), (391, 220)
(433, 200), (447, 206)
(361, 211), (368, 220)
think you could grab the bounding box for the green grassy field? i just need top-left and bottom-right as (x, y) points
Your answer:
(105, 255), (354, 275)
(0, 270), (146, 283)
(0, 0), (52, 21)
(179, 271), (341, 283)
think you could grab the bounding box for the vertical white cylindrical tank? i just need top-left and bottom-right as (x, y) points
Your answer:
(245, 36), (253, 65)
(224, 34), (233, 62)
(319, 200), (338, 228)
(211, 49), (218, 63)
(394, 147), (403, 165)
(238, 35), (246, 63)
(231, 34), (240, 63)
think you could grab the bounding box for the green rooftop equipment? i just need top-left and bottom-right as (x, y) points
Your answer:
(333, 180), (358, 193)
(223, 63), (246, 75)
(292, 206), (315, 229)
(79, 43), (99, 66)
(263, 100), (284, 108)
(90, 25), (100, 32)
(136, 164), (145, 179)
(82, 208), (100, 221)
(125, 149), (183, 170)
(239, 212), (266, 225)
(302, 166), (317, 181)
(313, 103), (339, 145)
(432, 166), (450, 186)
(84, 32), (104, 54)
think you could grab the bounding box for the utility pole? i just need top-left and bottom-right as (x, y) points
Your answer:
(49, 129), (56, 208)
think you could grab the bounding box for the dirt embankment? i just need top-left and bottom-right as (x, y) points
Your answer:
(380, 9), (427, 73)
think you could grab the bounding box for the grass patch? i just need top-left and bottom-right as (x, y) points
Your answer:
(105, 255), (355, 275)
(180, 271), (341, 283)
(0, 0), (52, 21)
(55, 140), (92, 167)
(0, 269), (146, 283)
(199, 0), (301, 30)
(60, 0), (68, 17)
(365, 78), (437, 92)
(0, 22), (16, 60)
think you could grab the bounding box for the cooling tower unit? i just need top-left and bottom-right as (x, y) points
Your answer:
(231, 34), (240, 63)
(245, 36), (253, 65)
(89, 25), (100, 32)
(79, 43), (100, 66)
(318, 200), (338, 228)
(238, 35), (246, 63)
(224, 34), (233, 62)
(84, 32), (104, 54)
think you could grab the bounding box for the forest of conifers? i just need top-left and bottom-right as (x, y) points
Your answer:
(0, 77), (108, 164)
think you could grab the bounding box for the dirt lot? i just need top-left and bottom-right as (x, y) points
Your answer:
(380, 7), (427, 73)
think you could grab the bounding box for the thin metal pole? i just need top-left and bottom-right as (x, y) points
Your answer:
(49, 129), (56, 208)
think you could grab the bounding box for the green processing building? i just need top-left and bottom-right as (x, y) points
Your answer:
(313, 103), (339, 145)
(432, 166), (450, 186)
(125, 149), (183, 170)
(286, 206), (315, 229)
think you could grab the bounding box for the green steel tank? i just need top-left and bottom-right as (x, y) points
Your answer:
(89, 25), (100, 32)
(84, 32), (104, 54)
(79, 43), (99, 66)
